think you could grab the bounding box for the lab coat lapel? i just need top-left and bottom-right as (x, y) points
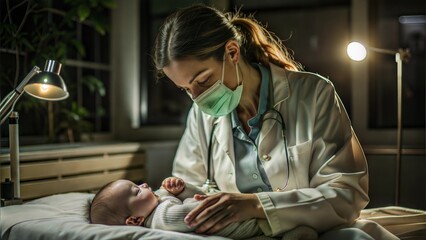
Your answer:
(213, 115), (239, 192)
(214, 115), (235, 165)
(258, 64), (291, 145)
(257, 64), (292, 190)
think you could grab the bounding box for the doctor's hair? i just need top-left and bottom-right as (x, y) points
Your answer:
(89, 180), (131, 225)
(153, 4), (301, 79)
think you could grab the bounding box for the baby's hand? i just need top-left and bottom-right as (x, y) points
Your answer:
(162, 177), (185, 195)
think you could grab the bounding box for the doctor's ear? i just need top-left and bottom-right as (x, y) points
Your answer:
(224, 40), (240, 64)
(125, 216), (145, 226)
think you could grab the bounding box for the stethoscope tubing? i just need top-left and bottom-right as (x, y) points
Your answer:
(205, 108), (290, 192)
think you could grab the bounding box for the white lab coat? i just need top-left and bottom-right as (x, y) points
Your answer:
(173, 64), (396, 239)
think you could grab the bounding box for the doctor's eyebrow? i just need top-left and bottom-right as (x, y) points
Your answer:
(188, 68), (208, 84)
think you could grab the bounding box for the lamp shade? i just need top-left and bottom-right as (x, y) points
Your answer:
(24, 60), (69, 101)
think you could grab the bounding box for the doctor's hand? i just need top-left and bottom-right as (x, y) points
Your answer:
(161, 177), (185, 195)
(184, 192), (266, 234)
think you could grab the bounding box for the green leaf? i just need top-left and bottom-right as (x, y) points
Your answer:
(56, 43), (67, 59)
(78, 5), (91, 22)
(89, 15), (108, 35)
(93, 23), (106, 35)
(70, 39), (86, 57)
(95, 80), (106, 96)
(83, 75), (106, 96)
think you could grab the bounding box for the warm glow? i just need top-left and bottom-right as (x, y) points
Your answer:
(347, 42), (367, 61)
(40, 84), (49, 92)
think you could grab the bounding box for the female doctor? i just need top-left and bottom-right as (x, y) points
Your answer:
(153, 4), (397, 240)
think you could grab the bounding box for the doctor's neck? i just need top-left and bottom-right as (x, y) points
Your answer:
(236, 61), (262, 119)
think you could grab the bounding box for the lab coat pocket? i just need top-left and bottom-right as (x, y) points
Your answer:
(287, 139), (312, 188)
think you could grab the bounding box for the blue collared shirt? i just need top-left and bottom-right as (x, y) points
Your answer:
(231, 63), (272, 193)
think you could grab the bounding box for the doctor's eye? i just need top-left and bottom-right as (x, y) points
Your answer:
(196, 76), (210, 86)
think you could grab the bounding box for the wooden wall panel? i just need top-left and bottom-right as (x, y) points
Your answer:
(21, 169), (144, 200)
(1, 153), (145, 180)
(0, 142), (148, 201)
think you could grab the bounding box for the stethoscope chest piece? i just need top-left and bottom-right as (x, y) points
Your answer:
(202, 179), (218, 194)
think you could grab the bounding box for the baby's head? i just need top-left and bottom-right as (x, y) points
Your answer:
(89, 179), (159, 226)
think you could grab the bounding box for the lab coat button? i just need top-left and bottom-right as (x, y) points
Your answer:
(262, 154), (271, 161)
(252, 173), (258, 179)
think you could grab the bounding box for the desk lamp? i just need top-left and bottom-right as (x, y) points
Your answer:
(0, 60), (68, 203)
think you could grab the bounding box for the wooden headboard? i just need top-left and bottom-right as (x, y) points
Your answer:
(0, 142), (146, 201)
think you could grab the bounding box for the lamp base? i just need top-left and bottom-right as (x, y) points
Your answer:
(1, 198), (23, 207)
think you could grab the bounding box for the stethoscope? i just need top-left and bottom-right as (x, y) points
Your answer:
(202, 79), (291, 193)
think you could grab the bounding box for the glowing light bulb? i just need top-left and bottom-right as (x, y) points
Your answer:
(40, 84), (49, 92)
(347, 42), (367, 61)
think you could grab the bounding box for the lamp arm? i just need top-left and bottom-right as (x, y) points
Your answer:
(0, 66), (40, 125)
(367, 47), (397, 55)
(367, 47), (411, 62)
(0, 91), (22, 125)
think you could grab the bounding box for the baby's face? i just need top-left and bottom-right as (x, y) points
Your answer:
(109, 180), (159, 219)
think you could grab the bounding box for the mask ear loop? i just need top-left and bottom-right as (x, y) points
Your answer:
(235, 62), (240, 86)
(223, 52), (241, 87)
(221, 54), (226, 84)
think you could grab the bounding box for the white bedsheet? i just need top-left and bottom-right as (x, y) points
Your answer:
(1, 192), (425, 240)
(360, 206), (426, 239)
(1, 193), (231, 240)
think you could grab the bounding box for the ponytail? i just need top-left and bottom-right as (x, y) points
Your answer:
(228, 13), (302, 71)
(154, 4), (301, 77)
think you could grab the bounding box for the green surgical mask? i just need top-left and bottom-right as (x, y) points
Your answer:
(193, 57), (243, 117)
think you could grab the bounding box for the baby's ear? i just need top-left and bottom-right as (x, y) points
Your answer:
(125, 216), (145, 226)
